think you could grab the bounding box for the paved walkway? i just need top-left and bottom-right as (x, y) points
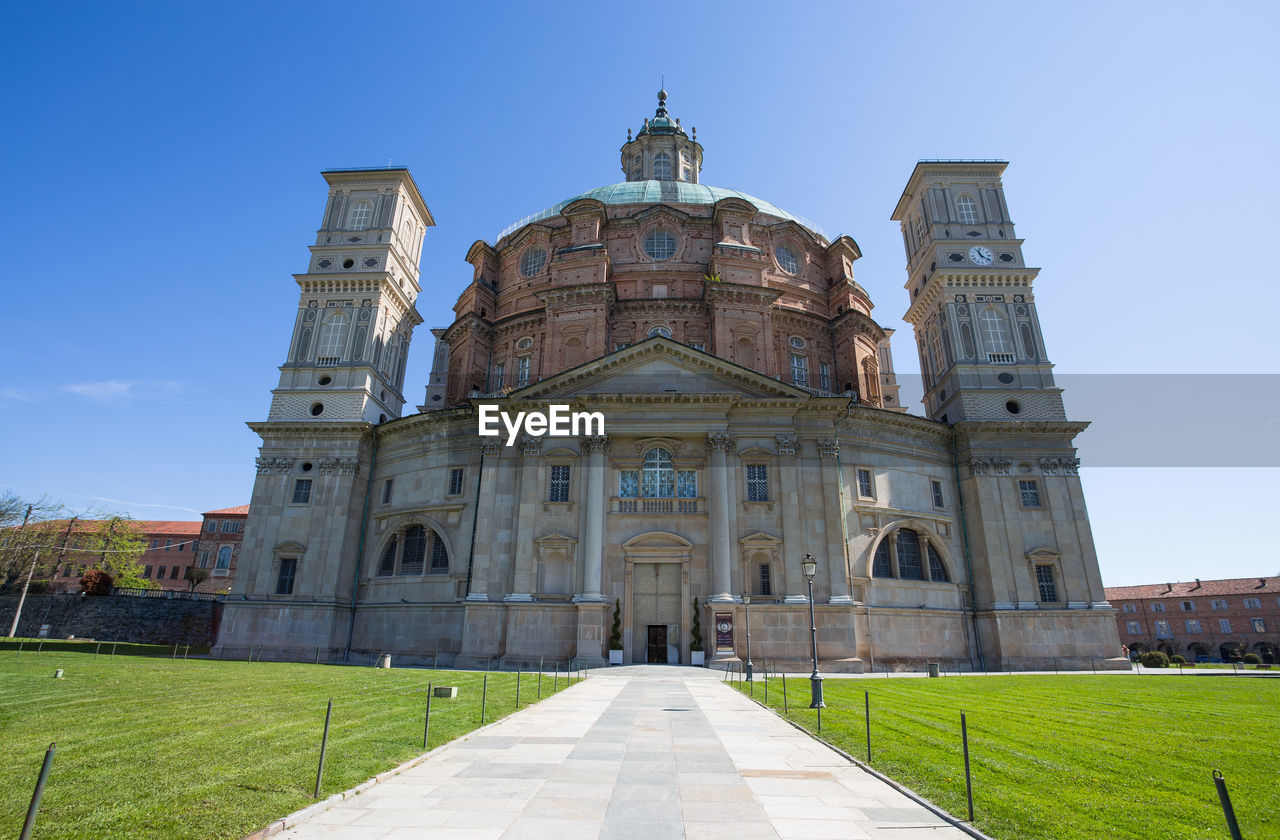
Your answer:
(280, 666), (972, 840)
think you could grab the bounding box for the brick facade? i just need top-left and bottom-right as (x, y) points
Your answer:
(1105, 577), (1280, 662)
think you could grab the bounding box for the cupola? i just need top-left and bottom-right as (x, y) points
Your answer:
(620, 89), (704, 183)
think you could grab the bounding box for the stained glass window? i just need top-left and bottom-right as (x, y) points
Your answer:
(619, 470), (639, 498)
(897, 530), (923, 580)
(641, 448), (674, 497)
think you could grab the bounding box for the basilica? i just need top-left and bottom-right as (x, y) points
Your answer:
(212, 92), (1124, 671)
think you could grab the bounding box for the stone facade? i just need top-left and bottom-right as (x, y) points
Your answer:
(214, 93), (1124, 672)
(0, 592), (221, 647)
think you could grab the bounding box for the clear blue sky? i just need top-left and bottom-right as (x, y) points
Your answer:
(1, 2), (1276, 586)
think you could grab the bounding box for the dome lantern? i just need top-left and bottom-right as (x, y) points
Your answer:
(620, 89), (703, 184)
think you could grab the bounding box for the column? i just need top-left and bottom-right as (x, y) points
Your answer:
(707, 432), (736, 603)
(505, 436), (540, 601)
(466, 440), (503, 601)
(819, 438), (855, 604)
(776, 436), (808, 604)
(574, 435), (608, 602)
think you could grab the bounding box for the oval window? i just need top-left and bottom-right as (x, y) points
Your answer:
(519, 248), (547, 277)
(777, 245), (799, 274)
(789, 336), (806, 349)
(516, 337), (533, 350)
(644, 230), (676, 261)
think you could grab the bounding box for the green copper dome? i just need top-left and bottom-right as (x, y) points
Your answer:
(497, 180), (829, 243)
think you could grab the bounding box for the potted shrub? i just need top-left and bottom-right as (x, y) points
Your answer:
(690, 598), (705, 666)
(608, 599), (623, 665)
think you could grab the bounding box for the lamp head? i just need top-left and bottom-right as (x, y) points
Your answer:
(742, 593), (751, 606)
(801, 553), (817, 580)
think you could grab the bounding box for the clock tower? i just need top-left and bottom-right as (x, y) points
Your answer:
(892, 161), (1062, 424)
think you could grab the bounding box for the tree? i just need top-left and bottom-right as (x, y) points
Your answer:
(184, 566), (211, 592)
(0, 491), (66, 594)
(87, 516), (153, 589)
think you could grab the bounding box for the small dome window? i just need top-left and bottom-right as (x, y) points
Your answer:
(644, 230), (676, 261)
(516, 337), (534, 350)
(653, 153), (672, 181)
(648, 326), (672, 338)
(348, 201), (372, 231)
(519, 248), (547, 277)
(789, 336), (806, 349)
(777, 245), (799, 274)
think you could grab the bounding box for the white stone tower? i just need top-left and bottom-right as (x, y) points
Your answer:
(270, 168), (433, 425)
(892, 161), (1060, 424)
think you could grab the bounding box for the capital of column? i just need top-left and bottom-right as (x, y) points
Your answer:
(518, 436), (542, 456)
(580, 435), (611, 455)
(775, 436), (799, 456)
(817, 438), (840, 459)
(481, 439), (502, 456)
(706, 432), (736, 453)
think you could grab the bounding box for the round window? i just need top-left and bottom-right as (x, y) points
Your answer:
(317, 375), (332, 386)
(789, 336), (806, 349)
(777, 245), (799, 274)
(301, 462), (313, 472)
(643, 230), (676, 260)
(1006, 400), (1022, 415)
(342, 258), (355, 269)
(516, 337), (533, 350)
(648, 326), (672, 338)
(997, 372), (1015, 384)
(519, 248), (547, 277)
(310, 403), (324, 416)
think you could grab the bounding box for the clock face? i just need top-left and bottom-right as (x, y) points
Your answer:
(969, 246), (994, 266)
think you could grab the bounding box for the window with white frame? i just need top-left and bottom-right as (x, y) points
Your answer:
(198, 550), (209, 569)
(292, 479), (312, 504)
(448, 468), (464, 496)
(745, 465), (769, 502)
(644, 229), (676, 260)
(215, 546), (232, 571)
(619, 448), (697, 499)
(1219, 618), (1232, 633)
(653, 153), (672, 181)
(776, 245), (799, 274)
(856, 468), (874, 498)
(931, 479), (945, 509)
(956, 195), (979, 225)
(517, 355), (531, 386)
(1018, 480), (1042, 508)
(1186, 620), (1202, 634)
(1035, 564), (1059, 602)
(1126, 621), (1141, 635)
(348, 201), (372, 230)
(1151, 602), (1166, 612)
(790, 354), (808, 387)
(979, 309), (1014, 355)
(548, 465), (571, 502)
(819, 362), (831, 392)
(913, 215), (925, 241)
(316, 309), (350, 360)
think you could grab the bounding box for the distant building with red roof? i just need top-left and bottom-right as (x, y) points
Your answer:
(191, 505), (250, 593)
(1104, 576), (1280, 662)
(35, 518), (205, 592)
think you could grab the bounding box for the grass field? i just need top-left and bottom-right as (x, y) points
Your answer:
(0, 651), (577, 840)
(735, 673), (1279, 840)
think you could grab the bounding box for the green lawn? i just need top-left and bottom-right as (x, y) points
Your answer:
(0, 651), (576, 840)
(736, 674), (1279, 840)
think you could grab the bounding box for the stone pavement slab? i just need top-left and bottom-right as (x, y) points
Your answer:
(277, 666), (975, 840)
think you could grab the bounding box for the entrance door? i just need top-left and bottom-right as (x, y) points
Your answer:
(632, 562), (681, 664)
(646, 625), (668, 663)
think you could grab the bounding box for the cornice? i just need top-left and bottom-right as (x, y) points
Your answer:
(704, 281), (783, 307)
(535, 284), (616, 308)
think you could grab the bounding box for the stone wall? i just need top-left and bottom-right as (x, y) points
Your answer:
(0, 593), (221, 646)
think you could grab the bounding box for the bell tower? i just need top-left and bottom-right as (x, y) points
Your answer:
(892, 161), (1062, 424)
(269, 168), (434, 425)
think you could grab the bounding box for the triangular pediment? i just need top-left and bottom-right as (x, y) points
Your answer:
(507, 337), (813, 400)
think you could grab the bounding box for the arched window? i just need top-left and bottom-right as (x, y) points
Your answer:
(377, 537), (397, 576)
(979, 309), (1013, 354)
(316, 310), (350, 360)
(641, 448), (675, 498)
(644, 229), (676, 260)
(927, 543), (949, 582)
(648, 325), (672, 338)
(349, 201), (373, 230)
(872, 541), (892, 577)
(956, 195), (979, 225)
(896, 530), (924, 580)
(429, 532), (449, 574)
(400, 525), (427, 575)
(216, 546), (232, 571)
(653, 152), (672, 181)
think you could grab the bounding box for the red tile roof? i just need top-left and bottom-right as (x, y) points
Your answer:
(139, 521), (204, 535)
(1105, 576), (1280, 600)
(203, 505), (250, 516)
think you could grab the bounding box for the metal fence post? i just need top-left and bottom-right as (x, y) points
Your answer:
(516, 670), (522, 707)
(782, 672), (788, 715)
(1213, 770), (1244, 840)
(423, 683), (433, 750)
(19, 742), (56, 840)
(961, 711), (974, 821)
(480, 673), (488, 724)
(865, 691), (871, 764)
(314, 699), (333, 798)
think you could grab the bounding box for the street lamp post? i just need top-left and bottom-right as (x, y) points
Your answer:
(742, 592), (753, 683)
(801, 553), (824, 708)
